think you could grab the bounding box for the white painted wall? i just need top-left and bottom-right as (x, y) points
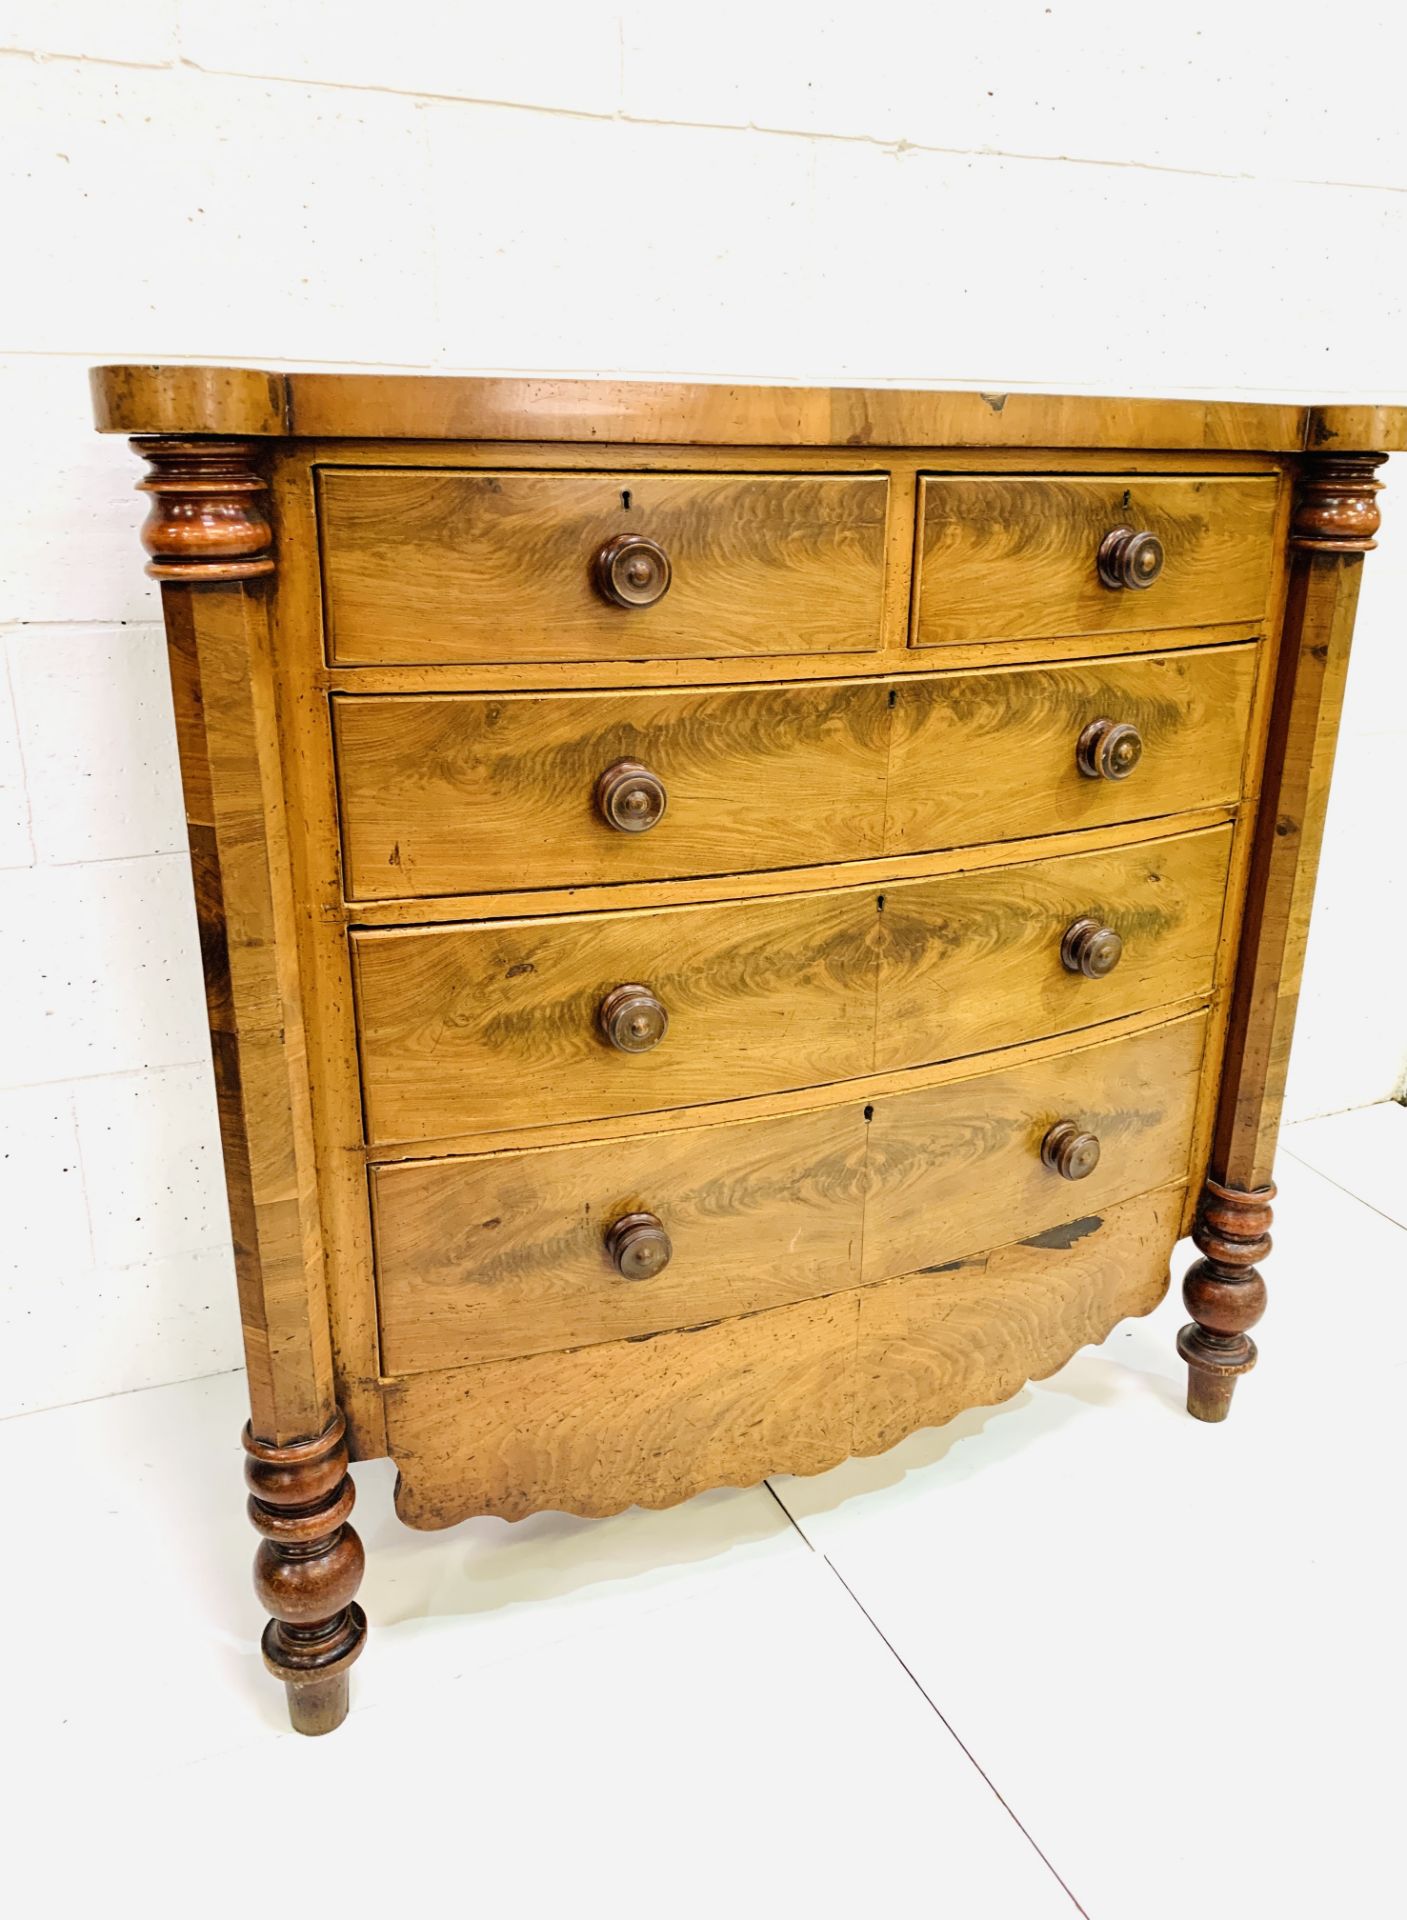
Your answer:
(2, 2), (1404, 1419)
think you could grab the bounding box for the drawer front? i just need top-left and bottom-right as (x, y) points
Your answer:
(354, 886), (878, 1145)
(351, 826), (1229, 1144)
(333, 680), (892, 900)
(887, 642), (1255, 854)
(374, 1012), (1205, 1376)
(912, 474), (1279, 647)
(319, 468), (890, 665)
(387, 1185), (1183, 1525)
(333, 643), (1254, 902)
(374, 1103), (868, 1371)
(873, 823), (1231, 1072)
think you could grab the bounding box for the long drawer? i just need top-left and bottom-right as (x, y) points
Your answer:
(318, 467), (890, 665)
(913, 473), (1279, 646)
(351, 824), (1231, 1144)
(333, 642), (1257, 900)
(373, 1013), (1206, 1372)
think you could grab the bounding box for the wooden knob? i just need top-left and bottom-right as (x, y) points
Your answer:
(1060, 917), (1124, 978)
(597, 983), (669, 1053)
(594, 533), (672, 608)
(1041, 1121), (1102, 1182)
(605, 1211), (673, 1280)
(1096, 525), (1164, 590)
(1076, 716), (1143, 781)
(596, 759), (668, 833)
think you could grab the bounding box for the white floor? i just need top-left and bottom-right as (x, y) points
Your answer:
(5, 1106), (1404, 1918)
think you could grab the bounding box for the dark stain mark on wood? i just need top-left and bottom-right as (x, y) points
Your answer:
(1022, 1215), (1104, 1251)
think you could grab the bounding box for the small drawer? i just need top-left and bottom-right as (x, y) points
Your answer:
(318, 467), (890, 665)
(350, 825), (1230, 1145)
(332, 680), (892, 900)
(912, 474), (1279, 647)
(372, 1012), (1205, 1373)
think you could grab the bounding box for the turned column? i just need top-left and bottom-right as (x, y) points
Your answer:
(1180, 449), (1385, 1420)
(132, 435), (364, 1727)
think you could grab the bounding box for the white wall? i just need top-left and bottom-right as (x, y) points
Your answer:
(2, 1), (1404, 1419)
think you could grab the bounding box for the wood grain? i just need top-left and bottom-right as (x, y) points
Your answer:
(384, 1182), (1184, 1524)
(94, 364), (1407, 450)
(873, 825), (1231, 1072)
(886, 642), (1256, 853)
(913, 475), (1279, 645)
(351, 827), (1228, 1145)
(352, 883), (879, 1144)
(332, 678), (891, 899)
(373, 1012), (1204, 1373)
(318, 468), (889, 665)
(161, 583), (334, 1446)
(265, 451), (389, 1455)
(1214, 551), (1368, 1190)
(373, 1102), (867, 1370)
(862, 1009), (1205, 1280)
(332, 642), (1254, 902)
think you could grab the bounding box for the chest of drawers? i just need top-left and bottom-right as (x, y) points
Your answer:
(91, 366), (1404, 1735)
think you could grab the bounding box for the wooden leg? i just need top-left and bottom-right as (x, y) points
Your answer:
(243, 1410), (367, 1735)
(1177, 1179), (1273, 1423)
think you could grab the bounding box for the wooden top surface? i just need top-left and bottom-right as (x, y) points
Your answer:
(89, 363), (1407, 452)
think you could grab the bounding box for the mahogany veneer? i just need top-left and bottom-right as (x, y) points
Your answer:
(91, 365), (1401, 1734)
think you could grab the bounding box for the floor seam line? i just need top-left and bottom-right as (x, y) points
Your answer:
(761, 1477), (815, 1548)
(1278, 1146), (1407, 1232)
(820, 1550), (1091, 1919)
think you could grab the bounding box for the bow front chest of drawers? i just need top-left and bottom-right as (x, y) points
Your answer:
(91, 366), (1405, 1734)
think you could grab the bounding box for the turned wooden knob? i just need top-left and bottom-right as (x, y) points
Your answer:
(1060, 917), (1124, 978)
(1041, 1120), (1101, 1181)
(594, 533), (672, 608)
(1076, 716), (1143, 781)
(1096, 525), (1164, 590)
(597, 983), (669, 1052)
(596, 759), (668, 833)
(605, 1211), (673, 1280)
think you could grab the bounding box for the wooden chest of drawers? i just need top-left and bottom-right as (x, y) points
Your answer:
(91, 366), (1404, 1735)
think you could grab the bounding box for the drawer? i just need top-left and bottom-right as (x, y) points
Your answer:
(332, 642), (1255, 901)
(351, 824), (1230, 1144)
(387, 1185), (1184, 1524)
(373, 1012), (1206, 1374)
(886, 642), (1255, 855)
(333, 680), (891, 899)
(912, 474), (1279, 647)
(318, 468), (890, 665)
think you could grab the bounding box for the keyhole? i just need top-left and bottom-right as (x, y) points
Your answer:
(621, 490), (633, 511)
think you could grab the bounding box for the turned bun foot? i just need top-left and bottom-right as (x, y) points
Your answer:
(1177, 1179), (1273, 1424)
(244, 1409), (367, 1735)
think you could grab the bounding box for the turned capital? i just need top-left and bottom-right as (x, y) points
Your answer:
(1291, 452), (1387, 553)
(131, 435), (275, 582)
(1192, 1176), (1274, 1270)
